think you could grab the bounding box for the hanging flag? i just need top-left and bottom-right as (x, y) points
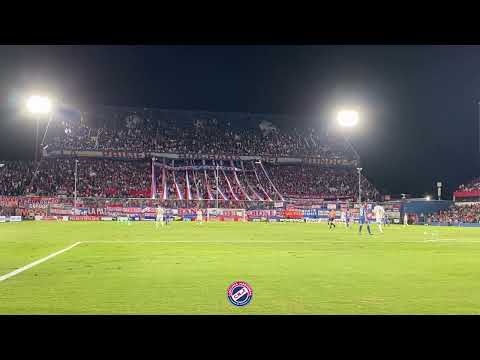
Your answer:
(186, 170), (192, 200)
(162, 167), (167, 200)
(151, 157), (156, 199)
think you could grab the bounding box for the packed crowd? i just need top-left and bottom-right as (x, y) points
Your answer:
(0, 161), (35, 196)
(266, 164), (379, 200)
(0, 159), (151, 198)
(46, 111), (354, 159)
(0, 158), (378, 201)
(429, 204), (480, 224)
(456, 177), (480, 192)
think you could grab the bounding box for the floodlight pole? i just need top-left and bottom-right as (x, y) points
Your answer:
(343, 134), (361, 163)
(357, 167), (363, 204)
(74, 159), (79, 215)
(151, 157), (156, 200)
(215, 164), (219, 210)
(34, 117), (39, 164)
(40, 113), (54, 151)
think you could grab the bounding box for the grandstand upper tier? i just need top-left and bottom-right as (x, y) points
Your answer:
(453, 176), (480, 202)
(0, 106), (380, 201)
(44, 106), (359, 161)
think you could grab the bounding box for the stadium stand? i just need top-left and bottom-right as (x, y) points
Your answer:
(0, 158), (378, 201)
(426, 177), (480, 224)
(429, 204), (480, 224)
(0, 107), (380, 204)
(46, 107), (355, 159)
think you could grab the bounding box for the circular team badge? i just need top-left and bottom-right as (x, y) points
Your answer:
(227, 281), (253, 307)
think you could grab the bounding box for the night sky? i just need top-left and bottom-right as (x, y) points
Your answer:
(1, 45), (479, 199)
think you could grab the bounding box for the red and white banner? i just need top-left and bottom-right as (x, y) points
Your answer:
(0, 196), (19, 207)
(69, 215), (101, 221)
(454, 190), (480, 198)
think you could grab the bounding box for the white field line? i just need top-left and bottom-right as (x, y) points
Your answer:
(83, 239), (479, 244)
(0, 242), (82, 283)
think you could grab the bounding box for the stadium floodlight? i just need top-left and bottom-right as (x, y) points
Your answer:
(426, 195), (431, 201)
(26, 95), (52, 115)
(0, 163), (4, 168)
(337, 110), (359, 128)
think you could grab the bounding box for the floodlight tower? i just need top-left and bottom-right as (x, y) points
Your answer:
(337, 109), (361, 162)
(337, 110), (359, 128)
(337, 109), (362, 203)
(26, 95), (52, 164)
(437, 182), (442, 200)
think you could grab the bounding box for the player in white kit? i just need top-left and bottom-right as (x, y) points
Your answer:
(373, 203), (385, 233)
(340, 210), (348, 228)
(155, 206), (165, 229)
(196, 208), (203, 224)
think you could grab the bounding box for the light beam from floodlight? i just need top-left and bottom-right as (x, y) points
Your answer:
(337, 110), (359, 127)
(26, 95), (52, 114)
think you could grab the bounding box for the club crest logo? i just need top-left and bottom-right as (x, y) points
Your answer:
(227, 281), (253, 307)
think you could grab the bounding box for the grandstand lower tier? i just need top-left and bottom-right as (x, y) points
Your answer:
(0, 158), (379, 201)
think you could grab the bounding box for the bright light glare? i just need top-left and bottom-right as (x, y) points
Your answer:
(26, 96), (52, 114)
(426, 196), (431, 201)
(337, 110), (359, 127)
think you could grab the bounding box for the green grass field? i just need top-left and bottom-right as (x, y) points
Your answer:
(1, 221), (480, 314)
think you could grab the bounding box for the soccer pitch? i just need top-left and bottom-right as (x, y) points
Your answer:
(1, 221), (480, 314)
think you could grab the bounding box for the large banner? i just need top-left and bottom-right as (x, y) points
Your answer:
(454, 190), (480, 199)
(247, 209), (278, 221)
(17, 196), (60, 209)
(0, 196), (19, 207)
(206, 208), (245, 222)
(281, 209), (304, 219)
(44, 149), (358, 167)
(303, 157), (358, 167)
(153, 163), (241, 171)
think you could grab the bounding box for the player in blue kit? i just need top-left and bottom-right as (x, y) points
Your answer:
(358, 202), (372, 235)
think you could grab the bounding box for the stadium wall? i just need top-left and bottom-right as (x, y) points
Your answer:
(1, 195), (391, 223)
(402, 200), (453, 217)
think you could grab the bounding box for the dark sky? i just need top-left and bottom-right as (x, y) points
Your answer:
(1, 45), (479, 198)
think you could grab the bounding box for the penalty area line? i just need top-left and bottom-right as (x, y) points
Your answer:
(0, 242), (82, 283)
